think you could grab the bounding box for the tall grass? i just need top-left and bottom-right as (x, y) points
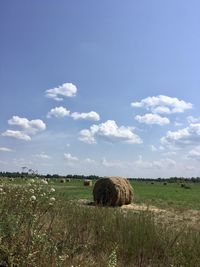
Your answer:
(0, 179), (200, 266)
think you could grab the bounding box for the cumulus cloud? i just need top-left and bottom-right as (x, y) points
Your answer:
(47, 107), (100, 121)
(150, 145), (157, 151)
(64, 153), (79, 162)
(8, 116), (46, 134)
(187, 116), (200, 123)
(45, 82), (77, 101)
(161, 123), (200, 147)
(79, 120), (142, 144)
(135, 113), (170, 125)
(84, 158), (96, 164)
(134, 155), (176, 169)
(2, 116), (46, 141)
(34, 153), (51, 159)
(71, 111), (100, 121)
(0, 147), (14, 152)
(101, 157), (123, 168)
(2, 130), (31, 141)
(131, 95), (192, 114)
(47, 106), (70, 118)
(188, 146), (200, 160)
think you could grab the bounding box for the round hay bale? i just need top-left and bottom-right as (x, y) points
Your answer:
(93, 177), (133, 207)
(66, 178), (71, 182)
(60, 178), (66, 183)
(84, 179), (92, 186)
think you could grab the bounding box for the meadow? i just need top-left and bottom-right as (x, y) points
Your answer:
(0, 177), (200, 267)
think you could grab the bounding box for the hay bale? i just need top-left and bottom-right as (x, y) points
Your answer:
(84, 179), (92, 186)
(93, 177), (133, 207)
(60, 178), (66, 183)
(66, 178), (71, 182)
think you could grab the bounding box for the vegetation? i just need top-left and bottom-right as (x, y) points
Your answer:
(0, 177), (200, 266)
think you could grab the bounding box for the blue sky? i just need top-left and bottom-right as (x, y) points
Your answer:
(1, 1), (200, 177)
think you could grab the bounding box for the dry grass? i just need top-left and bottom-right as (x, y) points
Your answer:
(93, 177), (133, 206)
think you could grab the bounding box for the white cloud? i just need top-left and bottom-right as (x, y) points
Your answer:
(45, 82), (77, 101)
(71, 111), (100, 121)
(187, 116), (200, 123)
(79, 120), (142, 144)
(134, 155), (176, 169)
(101, 157), (123, 168)
(2, 130), (31, 141)
(84, 158), (96, 164)
(64, 153), (79, 162)
(150, 145), (157, 151)
(47, 107), (100, 121)
(8, 116), (46, 134)
(131, 95), (192, 114)
(0, 147), (14, 152)
(34, 153), (51, 159)
(188, 146), (200, 160)
(2, 116), (46, 141)
(79, 129), (96, 144)
(135, 113), (170, 125)
(47, 106), (70, 118)
(161, 123), (200, 147)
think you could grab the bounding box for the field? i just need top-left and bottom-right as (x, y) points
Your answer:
(0, 178), (200, 267)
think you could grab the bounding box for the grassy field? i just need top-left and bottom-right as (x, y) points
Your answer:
(45, 179), (200, 210)
(1, 177), (200, 266)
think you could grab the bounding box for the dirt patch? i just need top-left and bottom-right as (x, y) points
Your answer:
(77, 199), (200, 229)
(121, 203), (166, 213)
(121, 203), (200, 229)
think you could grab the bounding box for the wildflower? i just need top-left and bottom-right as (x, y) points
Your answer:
(0, 188), (3, 192)
(50, 187), (55, 193)
(30, 195), (36, 201)
(41, 179), (48, 185)
(29, 179), (35, 183)
(29, 189), (34, 193)
(50, 197), (55, 202)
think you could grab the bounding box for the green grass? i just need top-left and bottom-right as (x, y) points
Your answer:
(4, 178), (200, 210)
(131, 181), (200, 210)
(45, 179), (200, 210)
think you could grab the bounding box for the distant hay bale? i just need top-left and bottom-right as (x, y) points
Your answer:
(93, 177), (133, 207)
(66, 178), (71, 182)
(163, 182), (167, 185)
(84, 179), (92, 186)
(60, 178), (66, 183)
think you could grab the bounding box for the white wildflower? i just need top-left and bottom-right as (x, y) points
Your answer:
(30, 195), (36, 201)
(50, 187), (55, 193)
(29, 189), (34, 193)
(50, 197), (55, 202)
(29, 179), (35, 183)
(41, 179), (48, 185)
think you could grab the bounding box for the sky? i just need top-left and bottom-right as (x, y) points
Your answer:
(1, 1), (200, 177)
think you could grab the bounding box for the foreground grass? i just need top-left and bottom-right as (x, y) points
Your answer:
(0, 179), (200, 266)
